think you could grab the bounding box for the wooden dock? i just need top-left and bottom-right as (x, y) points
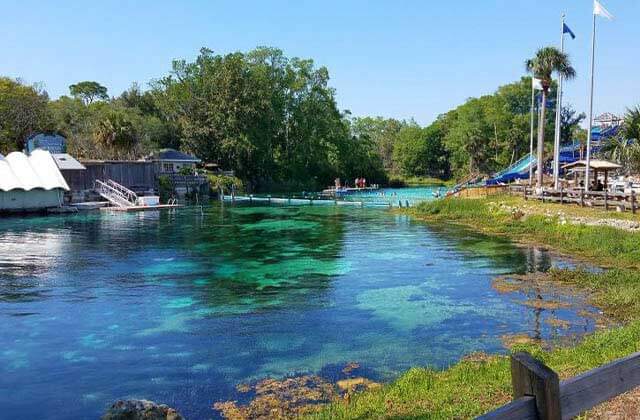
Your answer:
(100, 204), (182, 212)
(222, 195), (365, 207)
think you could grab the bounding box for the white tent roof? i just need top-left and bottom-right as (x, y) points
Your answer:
(0, 150), (70, 192)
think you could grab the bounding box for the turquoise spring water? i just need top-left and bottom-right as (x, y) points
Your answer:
(0, 202), (600, 418)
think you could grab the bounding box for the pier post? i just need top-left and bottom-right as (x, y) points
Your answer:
(511, 352), (561, 420)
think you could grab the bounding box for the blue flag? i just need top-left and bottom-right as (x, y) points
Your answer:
(563, 23), (576, 39)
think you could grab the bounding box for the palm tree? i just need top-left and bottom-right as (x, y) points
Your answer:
(526, 47), (576, 188)
(623, 106), (640, 142)
(94, 111), (138, 159)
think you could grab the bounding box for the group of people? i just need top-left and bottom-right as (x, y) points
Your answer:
(332, 177), (367, 189)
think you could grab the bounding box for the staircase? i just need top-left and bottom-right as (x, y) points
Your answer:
(95, 179), (138, 208)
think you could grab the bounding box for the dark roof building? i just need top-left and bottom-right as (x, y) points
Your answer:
(151, 149), (200, 163)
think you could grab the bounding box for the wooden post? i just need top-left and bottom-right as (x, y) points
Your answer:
(511, 352), (561, 420)
(632, 191), (637, 214)
(560, 188), (564, 205)
(580, 189), (584, 207)
(524, 186), (528, 201)
(604, 191), (608, 211)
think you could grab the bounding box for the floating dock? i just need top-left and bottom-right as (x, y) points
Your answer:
(100, 204), (182, 212)
(222, 195), (415, 208)
(223, 195), (364, 207)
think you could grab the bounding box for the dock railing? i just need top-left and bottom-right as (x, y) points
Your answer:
(508, 185), (637, 214)
(477, 351), (640, 419)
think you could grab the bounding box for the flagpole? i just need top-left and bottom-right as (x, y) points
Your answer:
(529, 80), (535, 185)
(585, 12), (597, 192)
(553, 14), (565, 190)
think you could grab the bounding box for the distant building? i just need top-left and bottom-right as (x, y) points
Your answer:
(150, 149), (201, 173)
(0, 150), (69, 212)
(594, 113), (623, 128)
(25, 133), (67, 154)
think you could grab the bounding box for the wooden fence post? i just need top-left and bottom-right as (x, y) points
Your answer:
(523, 186), (528, 201)
(604, 191), (608, 211)
(560, 188), (564, 205)
(632, 191), (637, 214)
(580, 190), (584, 207)
(511, 352), (561, 420)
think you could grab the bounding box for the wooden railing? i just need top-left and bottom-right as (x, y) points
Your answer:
(158, 173), (209, 189)
(508, 185), (638, 214)
(477, 351), (640, 419)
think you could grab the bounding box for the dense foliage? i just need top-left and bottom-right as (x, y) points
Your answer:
(0, 46), (607, 187)
(150, 47), (386, 190)
(0, 77), (52, 153)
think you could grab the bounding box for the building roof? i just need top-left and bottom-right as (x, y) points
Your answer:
(152, 148), (200, 162)
(0, 150), (70, 192)
(52, 153), (86, 170)
(562, 159), (622, 170)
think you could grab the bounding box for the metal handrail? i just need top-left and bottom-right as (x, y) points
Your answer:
(95, 180), (136, 207)
(105, 179), (138, 203)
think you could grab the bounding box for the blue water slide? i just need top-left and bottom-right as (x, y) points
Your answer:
(486, 154), (536, 185)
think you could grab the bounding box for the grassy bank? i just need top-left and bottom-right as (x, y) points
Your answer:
(311, 194), (640, 419)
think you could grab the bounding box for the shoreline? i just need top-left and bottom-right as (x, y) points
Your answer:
(307, 194), (640, 419)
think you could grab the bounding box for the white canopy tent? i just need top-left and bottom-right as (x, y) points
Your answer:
(0, 150), (70, 211)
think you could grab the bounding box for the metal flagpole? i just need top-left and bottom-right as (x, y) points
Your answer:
(585, 12), (597, 192)
(529, 80), (535, 185)
(553, 14), (566, 190)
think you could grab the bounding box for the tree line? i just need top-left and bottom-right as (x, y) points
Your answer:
(0, 46), (615, 191)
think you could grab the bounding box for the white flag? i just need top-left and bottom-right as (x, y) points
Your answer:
(594, 0), (614, 20)
(532, 78), (544, 91)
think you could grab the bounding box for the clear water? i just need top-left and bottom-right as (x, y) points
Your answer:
(0, 204), (598, 419)
(337, 186), (443, 206)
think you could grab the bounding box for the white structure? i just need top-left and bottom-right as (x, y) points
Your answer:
(0, 150), (70, 212)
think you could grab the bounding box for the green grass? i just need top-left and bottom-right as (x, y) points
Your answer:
(310, 194), (640, 419)
(311, 321), (640, 419)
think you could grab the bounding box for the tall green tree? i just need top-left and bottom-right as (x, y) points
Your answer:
(351, 117), (405, 172)
(560, 106), (586, 144)
(392, 122), (449, 178)
(152, 47), (380, 190)
(526, 47), (576, 187)
(0, 77), (52, 153)
(69, 81), (109, 104)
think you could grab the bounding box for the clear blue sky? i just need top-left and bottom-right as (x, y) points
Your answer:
(1, 0), (637, 125)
